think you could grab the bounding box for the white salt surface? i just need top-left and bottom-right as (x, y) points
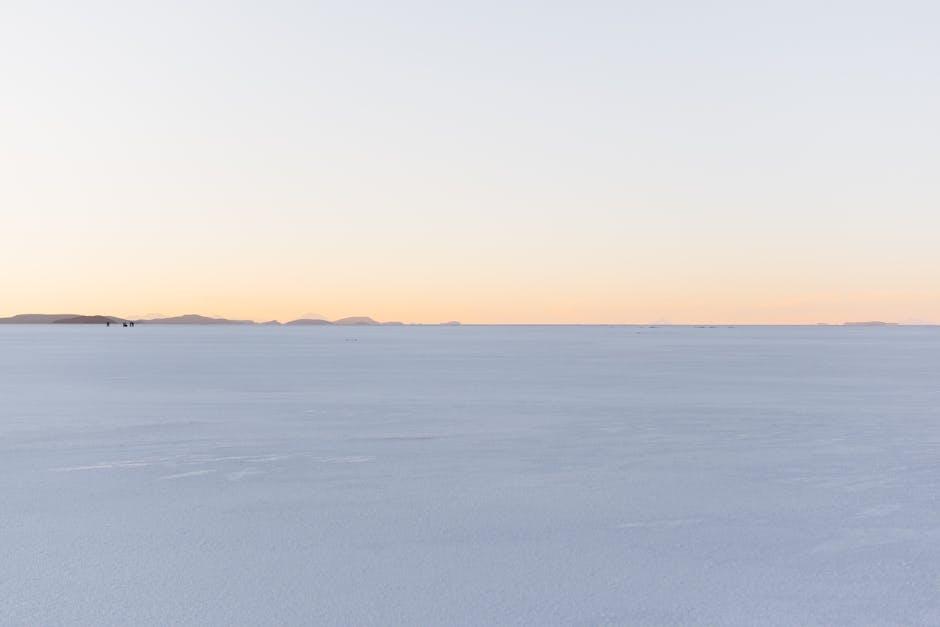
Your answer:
(2, 325), (939, 625)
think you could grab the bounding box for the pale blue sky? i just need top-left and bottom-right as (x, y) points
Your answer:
(2, 1), (938, 322)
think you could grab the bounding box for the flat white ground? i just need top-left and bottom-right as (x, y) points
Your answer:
(2, 325), (939, 625)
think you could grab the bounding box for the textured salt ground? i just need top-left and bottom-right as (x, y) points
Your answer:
(2, 325), (940, 625)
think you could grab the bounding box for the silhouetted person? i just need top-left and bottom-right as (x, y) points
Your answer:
(106, 321), (110, 327)
(130, 321), (135, 327)
(123, 322), (128, 327)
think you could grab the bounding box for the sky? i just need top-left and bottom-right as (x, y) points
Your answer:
(2, 1), (938, 323)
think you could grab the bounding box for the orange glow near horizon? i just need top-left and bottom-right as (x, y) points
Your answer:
(2, 3), (938, 324)
(2, 266), (938, 324)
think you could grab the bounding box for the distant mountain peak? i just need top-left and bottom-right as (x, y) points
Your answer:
(0, 313), (79, 324)
(333, 316), (379, 326)
(53, 315), (124, 324)
(140, 314), (255, 325)
(1, 311), (461, 327)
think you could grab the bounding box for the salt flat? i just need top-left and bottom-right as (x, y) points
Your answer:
(2, 325), (939, 625)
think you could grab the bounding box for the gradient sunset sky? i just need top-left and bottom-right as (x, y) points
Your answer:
(2, 1), (938, 323)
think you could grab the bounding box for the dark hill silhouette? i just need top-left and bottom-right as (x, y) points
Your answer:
(141, 314), (255, 325)
(333, 316), (379, 326)
(53, 315), (121, 324)
(285, 318), (334, 326)
(1, 312), (460, 326)
(0, 313), (79, 323)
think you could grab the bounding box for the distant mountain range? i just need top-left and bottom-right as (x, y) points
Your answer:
(142, 314), (255, 325)
(0, 314), (928, 326)
(0, 314), (127, 324)
(0, 314), (97, 324)
(0, 313), (460, 326)
(3, 313), (927, 327)
(54, 315), (123, 325)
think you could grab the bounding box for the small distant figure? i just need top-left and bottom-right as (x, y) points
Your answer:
(106, 321), (111, 327)
(130, 321), (135, 327)
(122, 322), (128, 328)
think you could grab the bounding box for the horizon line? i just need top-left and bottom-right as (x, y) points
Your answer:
(0, 313), (936, 327)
